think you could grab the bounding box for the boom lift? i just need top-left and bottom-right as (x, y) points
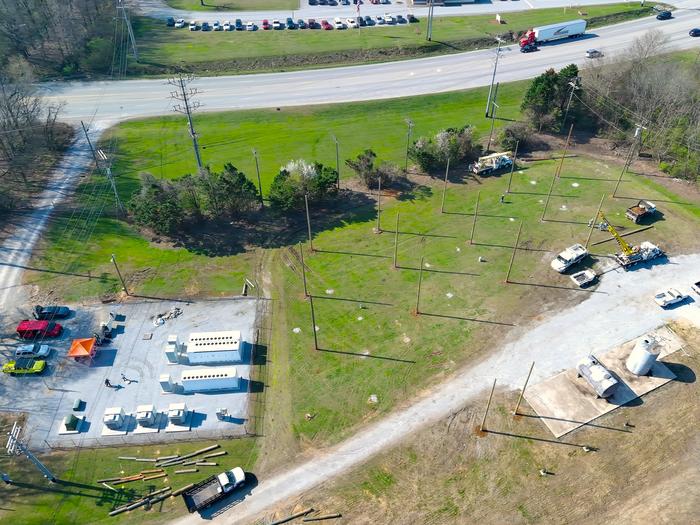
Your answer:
(596, 212), (663, 269)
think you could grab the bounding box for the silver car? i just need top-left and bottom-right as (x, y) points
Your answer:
(15, 343), (51, 359)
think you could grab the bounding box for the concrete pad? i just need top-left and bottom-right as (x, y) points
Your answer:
(525, 330), (681, 438)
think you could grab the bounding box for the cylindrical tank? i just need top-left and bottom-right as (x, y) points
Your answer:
(626, 336), (659, 376)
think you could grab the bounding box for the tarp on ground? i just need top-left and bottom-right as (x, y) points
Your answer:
(67, 338), (97, 359)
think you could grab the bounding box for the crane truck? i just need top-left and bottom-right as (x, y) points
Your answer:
(596, 212), (663, 269)
(470, 152), (513, 176)
(519, 19), (587, 50)
(182, 467), (246, 513)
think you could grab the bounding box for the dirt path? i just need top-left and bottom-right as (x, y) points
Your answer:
(173, 253), (700, 525)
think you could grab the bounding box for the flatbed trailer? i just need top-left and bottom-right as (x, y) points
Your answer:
(182, 468), (245, 513)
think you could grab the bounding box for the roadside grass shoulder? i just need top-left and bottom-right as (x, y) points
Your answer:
(132, 4), (655, 76)
(165, 0), (299, 11)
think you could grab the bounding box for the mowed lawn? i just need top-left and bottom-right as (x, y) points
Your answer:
(0, 437), (258, 525)
(136, 4), (652, 70)
(166, 0), (298, 10)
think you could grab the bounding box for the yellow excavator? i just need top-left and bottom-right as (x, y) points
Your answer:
(595, 211), (663, 269)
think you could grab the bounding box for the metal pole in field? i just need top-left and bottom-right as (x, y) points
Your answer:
(505, 221), (523, 283)
(470, 191), (480, 245)
(485, 38), (503, 118)
(375, 175), (382, 233)
(440, 157), (450, 213)
(332, 134), (340, 190)
(299, 243), (309, 298)
(404, 119), (414, 172)
(252, 148), (263, 204)
(309, 295), (319, 351)
(6, 422), (57, 482)
(393, 212), (400, 269)
(304, 193), (314, 251)
(426, 0), (434, 41)
(506, 140), (519, 194)
(110, 254), (130, 296)
(117, 0), (138, 62)
(555, 123), (574, 179)
(486, 100), (499, 154)
(513, 362), (535, 416)
(585, 193), (606, 249)
(415, 256), (424, 314)
(541, 173), (557, 222)
(480, 378), (497, 432)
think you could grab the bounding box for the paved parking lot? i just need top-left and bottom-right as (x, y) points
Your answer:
(0, 297), (259, 449)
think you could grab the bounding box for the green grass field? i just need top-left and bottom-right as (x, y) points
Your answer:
(0, 437), (258, 525)
(134, 4), (654, 75)
(167, 0), (298, 11)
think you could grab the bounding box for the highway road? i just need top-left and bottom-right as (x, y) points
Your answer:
(136, 0), (699, 25)
(43, 10), (700, 123)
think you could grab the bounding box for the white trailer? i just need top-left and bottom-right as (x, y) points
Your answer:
(533, 19), (587, 43)
(185, 330), (242, 364)
(181, 366), (239, 393)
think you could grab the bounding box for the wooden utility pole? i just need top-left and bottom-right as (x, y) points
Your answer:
(309, 295), (319, 350)
(304, 194), (314, 251)
(440, 157), (450, 213)
(299, 243), (309, 298)
(585, 194), (606, 249)
(541, 174), (557, 221)
(252, 148), (263, 204)
(506, 140), (519, 194)
(505, 221), (523, 283)
(393, 213), (400, 269)
(513, 362), (535, 416)
(415, 256), (424, 314)
(110, 254), (130, 296)
(332, 135), (340, 190)
(375, 175), (382, 233)
(554, 124), (574, 178)
(480, 379), (497, 432)
(470, 191), (480, 245)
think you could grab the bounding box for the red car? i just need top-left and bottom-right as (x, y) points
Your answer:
(16, 320), (62, 339)
(262, 19), (271, 30)
(321, 19), (332, 30)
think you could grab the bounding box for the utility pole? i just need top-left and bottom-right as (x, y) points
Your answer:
(585, 194), (606, 249)
(332, 135), (340, 189)
(404, 119), (414, 172)
(480, 379), (497, 432)
(506, 140), (519, 194)
(110, 253), (130, 295)
(470, 191), (480, 245)
(117, 0), (138, 62)
(252, 149), (263, 204)
(374, 175), (382, 233)
(393, 213), (400, 269)
(6, 422), (57, 482)
(81, 121), (100, 168)
(299, 243), (309, 298)
(486, 86), (500, 153)
(169, 74), (203, 171)
(415, 256), (424, 314)
(440, 157), (450, 213)
(555, 124), (574, 179)
(485, 38), (504, 118)
(304, 193), (314, 251)
(426, 0), (434, 41)
(513, 362), (535, 416)
(561, 79), (579, 133)
(309, 295), (319, 351)
(105, 167), (125, 214)
(505, 221), (523, 283)
(613, 124), (646, 197)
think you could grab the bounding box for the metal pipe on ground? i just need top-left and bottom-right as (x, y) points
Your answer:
(269, 508), (315, 525)
(303, 514), (343, 522)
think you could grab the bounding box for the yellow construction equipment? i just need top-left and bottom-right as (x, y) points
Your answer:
(597, 212), (633, 255)
(593, 211), (663, 269)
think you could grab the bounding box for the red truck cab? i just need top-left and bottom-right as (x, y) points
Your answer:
(16, 320), (63, 339)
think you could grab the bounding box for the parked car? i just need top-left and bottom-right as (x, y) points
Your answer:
(656, 10), (672, 20)
(357, 16), (366, 27)
(327, 0), (338, 5)
(376, 15), (385, 25)
(334, 17), (345, 29)
(364, 15), (375, 26)
(396, 14), (407, 24)
(381, 0), (390, 4)
(585, 49), (603, 58)
(16, 320), (62, 339)
(235, 19), (244, 30)
(369, 0), (379, 4)
(201, 21), (211, 31)
(15, 343), (51, 359)
(308, 18), (318, 29)
(550, 244), (588, 273)
(262, 19), (271, 30)
(189, 20), (198, 31)
(34, 305), (70, 320)
(213, 21), (222, 31)
(174, 18), (186, 28)
(321, 19), (333, 30)
(407, 13), (418, 23)
(223, 20), (232, 31)
(346, 17), (358, 28)
(286, 17), (296, 29)
(245, 21), (256, 31)
(690, 28), (700, 37)
(318, 0), (328, 4)
(297, 19), (307, 29)
(309, 0), (318, 4)
(166, 17), (175, 27)
(384, 14), (395, 25)
(653, 288), (687, 308)
(341, 0), (350, 4)
(2, 358), (46, 376)
(520, 43), (538, 53)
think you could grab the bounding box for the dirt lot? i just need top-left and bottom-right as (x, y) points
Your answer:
(259, 323), (700, 524)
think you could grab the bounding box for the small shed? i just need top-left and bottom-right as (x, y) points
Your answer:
(67, 338), (97, 360)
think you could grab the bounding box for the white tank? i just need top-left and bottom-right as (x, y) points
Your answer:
(626, 336), (659, 376)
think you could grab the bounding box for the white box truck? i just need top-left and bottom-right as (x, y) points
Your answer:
(520, 19), (587, 48)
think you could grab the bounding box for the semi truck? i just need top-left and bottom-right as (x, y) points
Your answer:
(182, 467), (246, 513)
(519, 19), (587, 49)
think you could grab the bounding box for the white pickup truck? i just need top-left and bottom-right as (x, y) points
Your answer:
(551, 244), (588, 273)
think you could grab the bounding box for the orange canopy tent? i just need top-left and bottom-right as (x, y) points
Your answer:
(67, 338), (97, 359)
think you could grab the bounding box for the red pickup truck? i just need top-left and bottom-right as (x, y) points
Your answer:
(16, 320), (62, 339)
